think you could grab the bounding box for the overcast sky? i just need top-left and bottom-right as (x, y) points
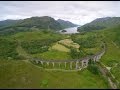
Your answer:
(0, 1), (120, 25)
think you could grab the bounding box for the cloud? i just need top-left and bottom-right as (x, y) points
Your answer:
(0, 1), (120, 25)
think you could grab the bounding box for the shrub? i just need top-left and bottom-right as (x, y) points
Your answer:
(69, 48), (80, 59)
(21, 39), (59, 54)
(87, 64), (100, 75)
(0, 38), (19, 59)
(40, 79), (48, 87)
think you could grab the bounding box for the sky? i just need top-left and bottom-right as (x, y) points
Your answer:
(0, 1), (120, 25)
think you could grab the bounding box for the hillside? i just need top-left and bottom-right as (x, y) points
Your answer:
(57, 19), (78, 29)
(97, 25), (120, 88)
(0, 16), (120, 89)
(0, 29), (110, 88)
(0, 19), (21, 27)
(15, 16), (62, 30)
(0, 60), (109, 88)
(80, 24), (120, 87)
(0, 16), (78, 35)
(0, 16), (63, 35)
(77, 17), (120, 32)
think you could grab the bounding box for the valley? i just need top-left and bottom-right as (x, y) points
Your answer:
(0, 15), (120, 89)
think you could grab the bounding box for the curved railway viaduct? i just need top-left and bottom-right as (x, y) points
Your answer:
(29, 43), (106, 70)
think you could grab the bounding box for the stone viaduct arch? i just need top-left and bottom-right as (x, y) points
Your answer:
(30, 43), (106, 70)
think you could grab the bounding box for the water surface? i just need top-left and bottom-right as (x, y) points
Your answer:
(60, 26), (80, 34)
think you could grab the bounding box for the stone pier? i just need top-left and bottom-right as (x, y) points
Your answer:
(93, 56), (96, 62)
(70, 62), (73, 69)
(36, 60), (39, 64)
(96, 56), (99, 61)
(52, 62), (55, 67)
(59, 62), (61, 68)
(65, 62), (67, 68)
(41, 61), (43, 66)
(81, 61), (83, 67)
(85, 59), (89, 66)
(81, 59), (89, 67)
(47, 62), (49, 66)
(76, 61), (79, 69)
(98, 56), (100, 60)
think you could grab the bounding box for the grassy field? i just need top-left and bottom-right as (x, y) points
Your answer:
(49, 43), (70, 52)
(84, 47), (101, 55)
(11, 30), (67, 42)
(31, 38), (81, 60)
(0, 29), (117, 88)
(58, 39), (80, 49)
(93, 27), (120, 85)
(97, 27), (120, 67)
(32, 50), (72, 60)
(101, 40), (120, 85)
(111, 63), (120, 83)
(0, 59), (109, 88)
(8, 30), (102, 60)
(101, 41), (120, 67)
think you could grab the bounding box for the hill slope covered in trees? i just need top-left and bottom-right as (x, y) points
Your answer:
(77, 17), (120, 32)
(0, 16), (76, 35)
(57, 19), (78, 29)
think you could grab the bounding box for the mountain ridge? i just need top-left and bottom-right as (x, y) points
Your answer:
(0, 16), (76, 35)
(57, 19), (78, 29)
(77, 17), (120, 32)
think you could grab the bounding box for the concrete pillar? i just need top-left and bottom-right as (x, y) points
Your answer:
(101, 52), (103, 56)
(70, 62), (73, 69)
(100, 53), (102, 58)
(52, 62), (55, 67)
(36, 60), (39, 64)
(41, 61), (43, 65)
(82, 59), (87, 67)
(86, 59), (89, 66)
(93, 57), (95, 62)
(98, 55), (101, 61)
(95, 56), (97, 62)
(59, 62), (61, 68)
(98, 56), (100, 60)
(65, 62), (67, 68)
(75, 61), (77, 69)
(76, 61), (79, 69)
(47, 62), (49, 66)
(96, 56), (98, 61)
(81, 60), (84, 67)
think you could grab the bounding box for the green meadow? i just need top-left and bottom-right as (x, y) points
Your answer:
(0, 59), (109, 88)
(0, 25), (120, 88)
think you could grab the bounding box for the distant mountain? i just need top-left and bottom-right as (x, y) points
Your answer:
(57, 19), (78, 29)
(0, 19), (21, 27)
(0, 16), (79, 35)
(77, 17), (120, 32)
(15, 16), (63, 30)
(0, 16), (63, 35)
